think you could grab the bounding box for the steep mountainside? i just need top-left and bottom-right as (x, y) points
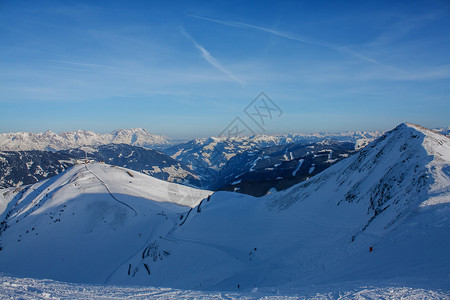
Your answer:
(0, 128), (169, 151)
(0, 123), (448, 291)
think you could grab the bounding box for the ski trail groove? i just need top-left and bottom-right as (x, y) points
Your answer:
(84, 164), (138, 216)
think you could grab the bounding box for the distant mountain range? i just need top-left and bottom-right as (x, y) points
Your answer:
(0, 128), (170, 151)
(0, 128), (384, 153)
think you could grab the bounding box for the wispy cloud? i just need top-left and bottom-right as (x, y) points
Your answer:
(368, 11), (444, 48)
(41, 59), (120, 70)
(189, 15), (407, 74)
(180, 27), (244, 85)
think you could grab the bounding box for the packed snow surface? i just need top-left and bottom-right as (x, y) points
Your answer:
(0, 274), (448, 299)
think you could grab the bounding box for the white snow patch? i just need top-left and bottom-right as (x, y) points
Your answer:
(292, 159), (304, 176)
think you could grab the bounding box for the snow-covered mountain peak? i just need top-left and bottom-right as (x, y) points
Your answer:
(111, 128), (148, 134)
(109, 128), (169, 147)
(110, 128), (151, 138)
(43, 130), (56, 136)
(392, 123), (450, 165)
(268, 122), (449, 237)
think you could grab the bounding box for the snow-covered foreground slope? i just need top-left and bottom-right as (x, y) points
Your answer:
(0, 274), (448, 299)
(0, 123), (448, 295)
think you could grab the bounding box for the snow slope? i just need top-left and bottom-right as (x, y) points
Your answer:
(0, 123), (448, 293)
(0, 163), (211, 283)
(0, 128), (169, 151)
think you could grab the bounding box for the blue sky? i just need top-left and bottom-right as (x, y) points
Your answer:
(0, 0), (449, 138)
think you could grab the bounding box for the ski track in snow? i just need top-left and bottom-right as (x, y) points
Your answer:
(103, 220), (159, 285)
(84, 164), (138, 216)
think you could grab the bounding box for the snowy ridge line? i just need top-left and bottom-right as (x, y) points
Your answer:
(84, 164), (138, 216)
